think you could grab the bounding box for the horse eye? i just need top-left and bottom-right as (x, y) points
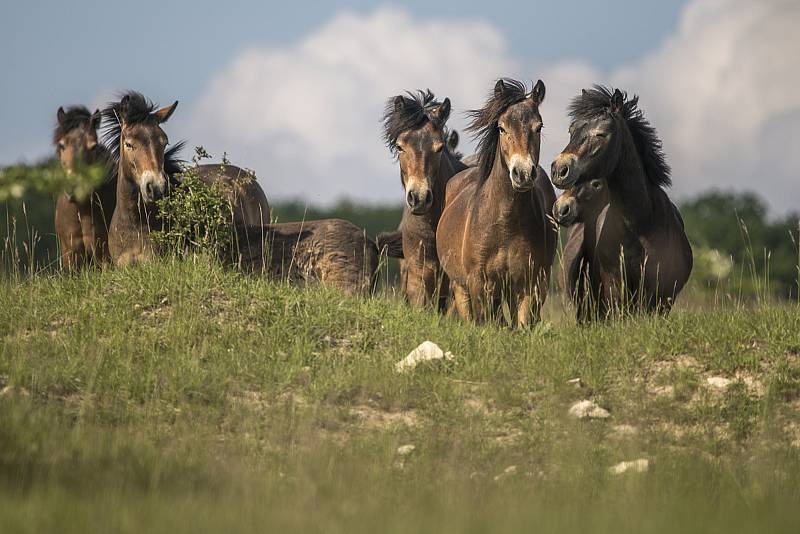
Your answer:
(57, 142), (65, 150)
(594, 132), (607, 139)
(498, 126), (506, 134)
(534, 124), (543, 134)
(124, 141), (134, 150)
(395, 145), (404, 153)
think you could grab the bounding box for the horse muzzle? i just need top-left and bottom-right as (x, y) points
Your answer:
(551, 154), (579, 189)
(553, 195), (578, 226)
(509, 156), (535, 192)
(406, 184), (434, 215)
(139, 171), (167, 203)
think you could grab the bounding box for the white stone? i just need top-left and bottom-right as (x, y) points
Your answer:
(566, 378), (583, 388)
(609, 459), (650, 475)
(395, 341), (454, 373)
(493, 465), (518, 482)
(706, 376), (732, 390)
(396, 444), (416, 456)
(568, 400), (610, 419)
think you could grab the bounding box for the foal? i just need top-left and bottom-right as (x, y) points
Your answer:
(53, 106), (116, 270)
(552, 87), (693, 319)
(436, 79), (557, 327)
(379, 90), (467, 308)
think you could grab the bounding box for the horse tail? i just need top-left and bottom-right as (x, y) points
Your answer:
(376, 231), (404, 259)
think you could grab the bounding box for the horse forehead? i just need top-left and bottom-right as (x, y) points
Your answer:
(401, 123), (440, 149)
(503, 102), (540, 127)
(127, 122), (165, 143)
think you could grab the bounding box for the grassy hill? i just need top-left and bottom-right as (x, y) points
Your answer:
(2, 258), (800, 533)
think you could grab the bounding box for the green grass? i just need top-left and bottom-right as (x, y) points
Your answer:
(1, 258), (800, 533)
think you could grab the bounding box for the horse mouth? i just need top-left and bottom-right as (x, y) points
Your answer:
(511, 179), (534, 192)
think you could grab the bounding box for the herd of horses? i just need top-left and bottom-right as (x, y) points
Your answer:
(51, 78), (693, 326)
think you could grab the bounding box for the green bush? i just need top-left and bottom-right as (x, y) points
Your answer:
(152, 165), (236, 260)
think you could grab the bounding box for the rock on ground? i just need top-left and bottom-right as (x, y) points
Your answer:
(706, 376), (732, 390)
(395, 341), (455, 373)
(609, 459), (650, 475)
(569, 400), (610, 419)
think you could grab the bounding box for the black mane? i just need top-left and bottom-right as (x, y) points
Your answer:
(53, 106), (92, 144)
(569, 85), (671, 188)
(101, 91), (185, 178)
(466, 78), (529, 181)
(382, 89), (442, 155)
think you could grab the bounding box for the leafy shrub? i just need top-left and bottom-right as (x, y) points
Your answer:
(151, 164), (237, 260)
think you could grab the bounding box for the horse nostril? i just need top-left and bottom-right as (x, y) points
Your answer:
(145, 182), (154, 199)
(424, 190), (433, 206)
(559, 164), (570, 179)
(558, 202), (571, 218)
(406, 191), (416, 207)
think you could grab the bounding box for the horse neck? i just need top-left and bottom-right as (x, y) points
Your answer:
(608, 127), (653, 226)
(114, 161), (151, 230)
(481, 148), (536, 219)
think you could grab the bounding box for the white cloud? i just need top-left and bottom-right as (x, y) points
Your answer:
(612, 0), (800, 210)
(184, 7), (519, 205)
(186, 0), (800, 212)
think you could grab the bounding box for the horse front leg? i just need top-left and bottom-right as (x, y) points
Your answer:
(452, 282), (473, 322)
(514, 272), (546, 328)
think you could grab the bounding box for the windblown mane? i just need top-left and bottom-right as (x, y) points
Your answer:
(101, 91), (185, 179)
(382, 89), (443, 156)
(53, 106), (92, 144)
(466, 78), (529, 181)
(569, 85), (671, 188)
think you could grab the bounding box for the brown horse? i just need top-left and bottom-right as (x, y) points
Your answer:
(53, 106), (116, 270)
(551, 86), (693, 320)
(436, 79), (557, 327)
(378, 90), (467, 308)
(236, 219), (379, 295)
(100, 92), (270, 266)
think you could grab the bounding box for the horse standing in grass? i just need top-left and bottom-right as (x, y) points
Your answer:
(436, 79), (557, 327)
(377, 90), (467, 309)
(101, 92), (270, 266)
(53, 106), (116, 270)
(551, 86), (693, 320)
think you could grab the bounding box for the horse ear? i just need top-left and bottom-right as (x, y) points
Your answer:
(154, 100), (178, 124)
(57, 107), (66, 125)
(610, 89), (624, 112)
(494, 79), (506, 97)
(447, 130), (459, 152)
(430, 97), (451, 126)
(393, 95), (405, 112)
(530, 79), (546, 104)
(90, 109), (102, 131)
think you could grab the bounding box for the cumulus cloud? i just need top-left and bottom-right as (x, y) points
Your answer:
(184, 7), (519, 205)
(613, 0), (800, 210)
(186, 0), (800, 212)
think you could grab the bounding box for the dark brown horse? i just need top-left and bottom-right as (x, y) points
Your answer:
(378, 90), (467, 308)
(551, 86), (693, 319)
(236, 219), (379, 295)
(436, 79), (557, 327)
(100, 92), (270, 266)
(53, 106), (116, 270)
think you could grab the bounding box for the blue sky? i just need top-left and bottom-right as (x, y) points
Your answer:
(2, 0), (798, 212)
(0, 0), (684, 163)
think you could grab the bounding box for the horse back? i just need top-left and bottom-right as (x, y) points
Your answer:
(196, 164), (271, 227)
